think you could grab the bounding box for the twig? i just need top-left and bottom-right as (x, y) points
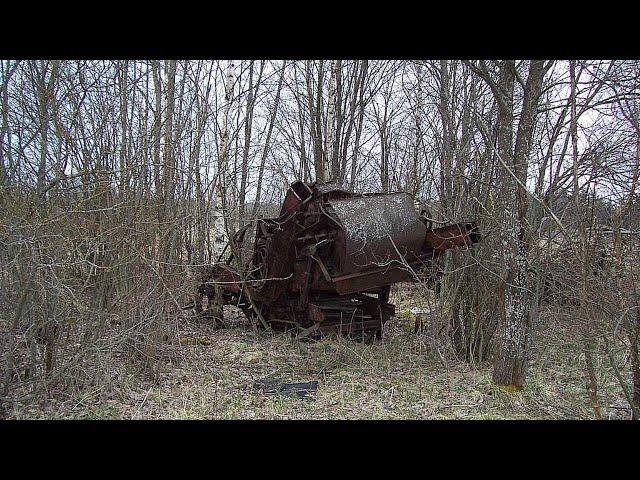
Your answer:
(133, 387), (153, 419)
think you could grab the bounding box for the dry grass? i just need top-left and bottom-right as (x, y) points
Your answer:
(4, 290), (633, 420)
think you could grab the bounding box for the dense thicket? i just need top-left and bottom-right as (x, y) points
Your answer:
(0, 60), (638, 417)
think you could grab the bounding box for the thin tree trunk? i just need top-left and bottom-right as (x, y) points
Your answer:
(350, 60), (368, 190)
(307, 60), (326, 182)
(239, 60), (256, 226)
(330, 60), (343, 182)
(0, 60), (20, 186)
(253, 61), (285, 218)
(152, 61), (162, 199)
(35, 60), (59, 201)
(118, 60), (129, 193)
(340, 62), (361, 184)
(438, 60), (454, 214)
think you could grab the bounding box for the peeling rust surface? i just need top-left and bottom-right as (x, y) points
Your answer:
(328, 193), (426, 277)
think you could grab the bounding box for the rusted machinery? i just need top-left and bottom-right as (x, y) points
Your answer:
(196, 180), (480, 340)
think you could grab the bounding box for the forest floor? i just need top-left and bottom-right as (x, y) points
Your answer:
(4, 290), (633, 420)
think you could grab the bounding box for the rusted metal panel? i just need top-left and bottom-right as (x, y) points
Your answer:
(332, 264), (414, 295)
(280, 181), (314, 214)
(424, 221), (480, 251)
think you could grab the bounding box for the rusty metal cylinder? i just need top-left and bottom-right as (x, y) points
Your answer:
(325, 193), (427, 294)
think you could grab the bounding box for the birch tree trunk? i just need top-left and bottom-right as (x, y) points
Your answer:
(202, 61), (234, 325)
(215, 61), (233, 261)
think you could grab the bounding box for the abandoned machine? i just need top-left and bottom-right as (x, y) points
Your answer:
(195, 180), (481, 340)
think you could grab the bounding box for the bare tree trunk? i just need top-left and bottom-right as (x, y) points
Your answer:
(330, 60), (343, 182)
(239, 60), (257, 227)
(162, 60), (177, 221)
(211, 62), (234, 332)
(215, 61), (234, 260)
(295, 63), (310, 182)
(374, 86), (392, 193)
(410, 62), (423, 197)
(566, 60), (603, 418)
(340, 61), (362, 184)
(152, 61), (163, 199)
(324, 60), (335, 181)
(492, 60), (545, 390)
(206, 61), (236, 325)
(306, 60), (326, 182)
(35, 60), (59, 202)
(0, 60), (20, 186)
(253, 61), (285, 218)
(118, 60), (129, 193)
(350, 60), (368, 190)
(631, 318), (640, 417)
(438, 60), (454, 214)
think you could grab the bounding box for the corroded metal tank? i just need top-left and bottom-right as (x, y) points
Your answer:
(196, 180), (480, 340)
